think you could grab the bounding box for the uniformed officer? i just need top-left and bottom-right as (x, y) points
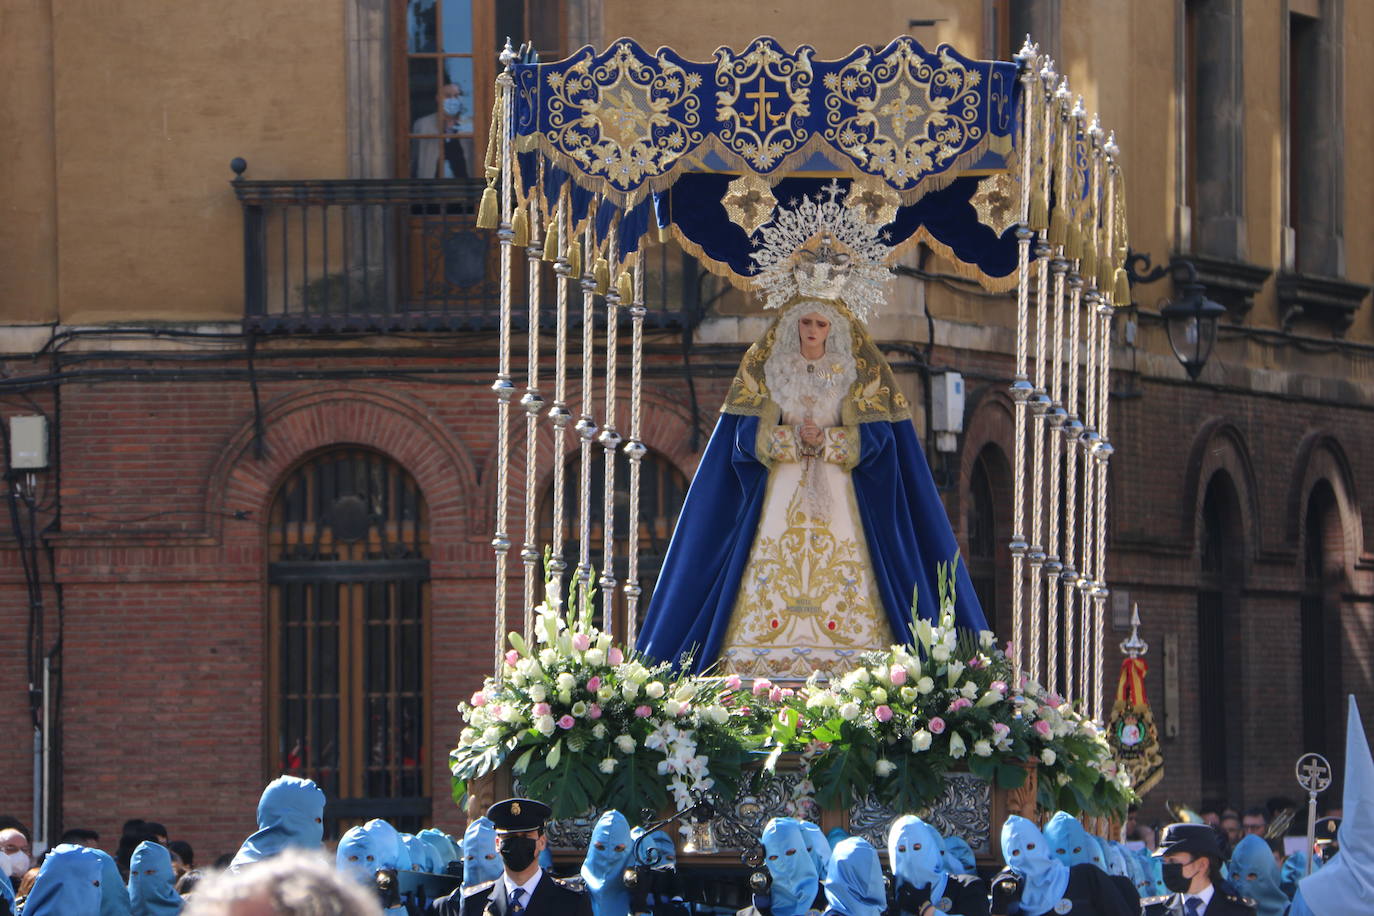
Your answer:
(425, 798), (592, 916)
(1312, 817), (1340, 864)
(1142, 823), (1255, 915)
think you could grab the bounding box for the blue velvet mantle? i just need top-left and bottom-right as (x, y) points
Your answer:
(635, 413), (986, 673)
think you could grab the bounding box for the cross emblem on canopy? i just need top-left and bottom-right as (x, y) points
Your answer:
(744, 77), (783, 132)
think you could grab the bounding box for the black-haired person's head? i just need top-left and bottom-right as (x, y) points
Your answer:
(59, 828), (100, 847)
(143, 822), (169, 845)
(168, 839), (194, 877)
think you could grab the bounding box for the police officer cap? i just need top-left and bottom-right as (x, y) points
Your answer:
(1153, 823), (1223, 861)
(487, 797), (551, 833)
(1315, 817), (1342, 843)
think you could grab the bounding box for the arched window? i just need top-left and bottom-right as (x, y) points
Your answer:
(1301, 480), (1344, 757)
(965, 444), (1012, 639)
(267, 448), (430, 836)
(1197, 471), (1244, 802)
(538, 449), (688, 636)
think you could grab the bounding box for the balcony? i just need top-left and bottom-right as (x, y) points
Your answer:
(231, 164), (700, 334)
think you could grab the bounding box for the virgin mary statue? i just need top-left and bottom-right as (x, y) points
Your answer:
(636, 187), (986, 678)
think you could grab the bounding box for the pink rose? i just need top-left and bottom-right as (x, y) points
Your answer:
(752, 678), (773, 697)
(889, 666), (908, 686)
(992, 722), (1011, 739)
(533, 702), (551, 717)
(505, 650), (520, 667)
(608, 647), (625, 665)
(724, 674), (743, 691)
(1005, 641), (1014, 656)
(1047, 692), (1064, 707)
(557, 715), (576, 730)
(875, 705), (893, 723)
(967, 656), (985, 669)
(634, 705), (652, 718)
(586, 676), (602, 692)
(948, 697), (972, 712)
(571, 633), (591, 652)
(470, 692), (487, 707)
(990, 681), (1008, 695)
(929, 717), (946, 734)
(780, 688), (795, 698)
(488, 705), (504, 719)
(1034, 719), (1052, 738)
(769, 687), (783, 703)
(674, 704), (689, 717)
(588, 703), (602, 719)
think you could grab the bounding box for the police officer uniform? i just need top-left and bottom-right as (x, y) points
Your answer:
(426, 798), (592, 916)
(1313, 816), (1340, 863)
(1141, 823), (1255, 916)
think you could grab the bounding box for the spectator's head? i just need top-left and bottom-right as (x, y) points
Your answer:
(0, 827), (31, 880)
(175, 868), (204, 898)
(15, 865), (39, 898)
(182, 849), (381, 915)
(144, 822), (170, 845)
(1198, 802), (1222, 827)
(59, 828), (100, 847)
(169, 839), (195, 877)
(1242, 806), (1269, 836)
(1220, 813), (1241, 849)
(438, 82), (465, 119)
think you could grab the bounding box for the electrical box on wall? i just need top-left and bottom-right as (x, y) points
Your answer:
(10, 415), (48, 470)
(930, 371), (964, 453)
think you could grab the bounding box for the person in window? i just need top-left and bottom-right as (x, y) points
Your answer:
(1143, 823), (1256, 915)
(412, 83), (469, 179)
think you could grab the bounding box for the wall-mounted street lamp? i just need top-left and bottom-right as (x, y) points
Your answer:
(1125, 253), (1226, 380)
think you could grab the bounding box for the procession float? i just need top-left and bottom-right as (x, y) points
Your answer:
(448, 30), (1158, 879)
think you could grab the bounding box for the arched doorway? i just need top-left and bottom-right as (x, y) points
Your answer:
(1301, 480), (1344, 758)
(1197, 470), (1245, 804)
(266, 448), (431, 836)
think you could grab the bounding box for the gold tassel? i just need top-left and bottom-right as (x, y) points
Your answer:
(568, 239), (582, 279)
(593, 256), (609, 295)
(476, 185), (499, 230)
(543, 220), (559, 262)
(1114, 267), (1131, 307)
(1080, 239), (1097, 283)
(1098, 259), (1114, 295)
(1064, 220), (1082, 261)
(617, 270), (633, 303)
(511, 206), (529, 248)
(1029, 191), (1049, 232)
(1048, 205), (1067, 248)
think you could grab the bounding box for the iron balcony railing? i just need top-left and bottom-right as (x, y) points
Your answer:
(230, 161), (701, 334)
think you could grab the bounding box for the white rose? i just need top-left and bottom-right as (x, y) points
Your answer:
(585, 648), (606, 667)
(979, 630), (996, 649)
(869, 687), (888, 704)
(645, 681), (666, 699)
(973, 739), (993, 757)
(916, 676), (935, 695)
(592, 723), (608, 739)
(900, 686), (919, 704)
(853, 668), (871, 685)
(539, 648), (558, 667)
(912, 729), (933, 752)
(931, 645), (951, 663)
(616, 734), (636, 754)
(704, 705), (729, 725)
(534, 715), (556, 736)
(528, 683), (548, 703)
(1041, 748), (1057, 766)
(597, 685), (615, 701)
(839, 702), (861, 721)
(622, 682), (640, 701)
(557, 672), (577, 692)
(459, 727), (477, 746)
(665, 699), (683, 717)
(498, 706), (521, 723)
(960, 681), (979, 699)
(875, 759), (895, 777)
(599, 758), (618, 774)
(510, 671), (527, 687)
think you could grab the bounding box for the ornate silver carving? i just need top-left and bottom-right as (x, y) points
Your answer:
(848, 772), (992, 856)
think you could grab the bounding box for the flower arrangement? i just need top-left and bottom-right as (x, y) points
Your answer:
(450, 570), (1134, 825)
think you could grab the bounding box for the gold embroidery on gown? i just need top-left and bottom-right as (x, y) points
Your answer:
(720, 312), (891, 679)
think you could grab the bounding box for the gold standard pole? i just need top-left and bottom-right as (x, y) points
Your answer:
(491, 40), (517, 676)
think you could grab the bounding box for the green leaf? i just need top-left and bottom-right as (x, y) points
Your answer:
(995, 763), (1027, 789)
(511, 746), (537, 775)
(450, 775), (467, 807)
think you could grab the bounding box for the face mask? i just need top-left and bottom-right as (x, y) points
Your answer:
(500, 836), (538, 872)
(1161, 861), (1193, 894)
(3, 850), (29, 878)
(442, 97), (462, 117)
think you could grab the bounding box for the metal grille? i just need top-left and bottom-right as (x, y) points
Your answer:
(268, 449), (431, 835)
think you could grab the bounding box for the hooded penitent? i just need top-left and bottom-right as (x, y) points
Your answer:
(941, 835), (976, 876)
(1294, 696), (1374, 914)
(21, 844), (105, 916)
(336, 825), (381, 887)
(127, 841), (182, 916)
(361, 820), (410, 872)
(796, 820), (831, 880)
(93, 849), (132, 916)
(229, 775), (326, 867)
(762, 818), (819, 916)
(418, 828), (461, 873)
(1043, 811), (1096, 869)
(823, 837), (887, 916)
(887, 816), (948, 907)
(1227, 834), (1289, 916)
(1001, 816), (1071, 916)
(400, 834), (437, 873)
(1103, 841), (1130, 878)
(461, 817), (502, 888)
(581, 810), (633, 916)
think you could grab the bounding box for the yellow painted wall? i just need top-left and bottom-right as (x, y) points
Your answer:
(0, 0), (349, 325)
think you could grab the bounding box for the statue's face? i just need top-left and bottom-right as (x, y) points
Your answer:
(798, 312), (831, 355)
